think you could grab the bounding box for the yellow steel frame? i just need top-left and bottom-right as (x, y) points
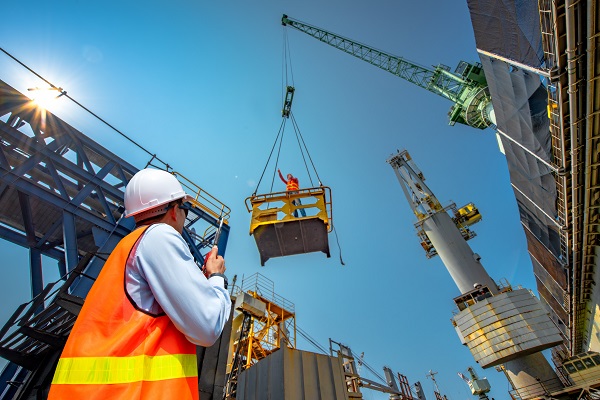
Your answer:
(245, 186), (332, 235)
(230, 290), (296, 372)
(171, 171), (230, 241)
(172, 170), (231, 222)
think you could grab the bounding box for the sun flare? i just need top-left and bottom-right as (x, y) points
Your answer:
(28, 86), (66, 111)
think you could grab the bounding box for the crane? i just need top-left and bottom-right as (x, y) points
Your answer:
(388, 149), (564, 398)
(281, 15), (495, 130)
(425, 370), (448, 400)
(387, 149), (495, 293)
(457, 367), (491, 400)
(329, 339), (416, 400)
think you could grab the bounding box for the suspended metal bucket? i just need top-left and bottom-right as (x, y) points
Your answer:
(245, 187), (332, 265)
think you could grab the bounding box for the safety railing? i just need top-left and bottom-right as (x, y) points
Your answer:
(173, 171), (231, 222)
(239, 273), (295, 315)
(245, 186), (332, 234)
(508, 375), (565, 400)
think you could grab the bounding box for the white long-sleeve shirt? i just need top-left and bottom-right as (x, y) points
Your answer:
(125, 223), (231, 347)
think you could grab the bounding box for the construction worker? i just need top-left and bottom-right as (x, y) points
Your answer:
(278, 169), (306, 217)
(48, 168), (231, 400)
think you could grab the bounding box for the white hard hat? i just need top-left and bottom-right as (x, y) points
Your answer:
(124, 168), (189, 218)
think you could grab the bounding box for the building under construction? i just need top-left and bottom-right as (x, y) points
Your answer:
(0, 0), (598, 399)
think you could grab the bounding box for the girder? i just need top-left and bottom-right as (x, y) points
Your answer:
(0, 84), (138, 304)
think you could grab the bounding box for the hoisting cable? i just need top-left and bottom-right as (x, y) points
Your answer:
(290, 112), (323, 186)
(296, 324), (328, 355)
(288, 111), (315, 187)
(350, 349), (386, 384)
(268, 124), (286, 193)
(282, 27), (295, 98)
(288, 111), (347, 265)
(252, 118), (287, 196)
(296, 328), (388, 386)
(281, 28), (347, 266)
(253, 29), (302, 196)
(333, 227), (346, 266)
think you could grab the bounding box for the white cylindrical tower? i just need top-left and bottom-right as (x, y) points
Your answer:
(421, 211), (497, 294)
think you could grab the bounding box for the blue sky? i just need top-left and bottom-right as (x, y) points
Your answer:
(0, 1), (539, 398)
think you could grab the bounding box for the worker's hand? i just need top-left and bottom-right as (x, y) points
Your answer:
(204, 245), (225, 277)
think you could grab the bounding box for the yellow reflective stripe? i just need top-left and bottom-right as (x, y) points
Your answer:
(52, 354), (198, 384)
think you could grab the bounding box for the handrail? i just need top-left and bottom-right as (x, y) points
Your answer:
(172, 171), (231, 222)
(245, 186), (333, 233)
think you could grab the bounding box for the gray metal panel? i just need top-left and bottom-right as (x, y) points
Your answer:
(198, 303), (234, 400)
(467, 0), (544, 67)
(253, 219), (330, 266)
(478, 54), (560, 260)
(238, 347), (350, 400)
(234, 292), (267, 318)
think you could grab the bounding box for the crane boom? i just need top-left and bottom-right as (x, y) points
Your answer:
(387, 149), (497, 294)
(281, 14), (495, 130)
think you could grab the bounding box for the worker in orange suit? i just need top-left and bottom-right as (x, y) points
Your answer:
(278, 169), (306, 217)
(48, 168), (231, 400)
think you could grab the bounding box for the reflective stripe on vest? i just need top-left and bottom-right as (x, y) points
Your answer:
(52, 354), (197, 385)
(286, 180), (299, 191)
(48, 226), (199, 400)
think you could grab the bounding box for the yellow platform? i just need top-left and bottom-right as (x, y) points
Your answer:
(246, 187), (332, 265)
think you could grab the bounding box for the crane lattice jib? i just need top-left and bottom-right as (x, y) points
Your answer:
(282, 16), (465, 101)
(282, 15), (493, 130)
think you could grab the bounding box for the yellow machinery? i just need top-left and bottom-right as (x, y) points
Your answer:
(225, 273), (296, 398)
(173, 170), (230, 222)
(245, 186), (332, 265)
(454, 203), (482, 226)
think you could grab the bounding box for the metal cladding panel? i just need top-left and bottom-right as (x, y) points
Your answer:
(197, 304), (234, 400)
(478, 54), (559, 254)
(234, 292), (267, 318)
(467, 0), (544, 67)
(535, 274), (568, 323)
(237, 347), (349, 400)
(525, 229), (567, 289)
(527, 228), (569, 329)
(253, 219), (330, 266)
(453, 289), (563, 368)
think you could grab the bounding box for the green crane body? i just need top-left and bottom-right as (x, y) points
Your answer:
(281, 15), (495, 130)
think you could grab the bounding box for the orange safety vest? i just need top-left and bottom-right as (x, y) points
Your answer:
(48, 226), (199, 400)
(286, 178), (299, 191)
